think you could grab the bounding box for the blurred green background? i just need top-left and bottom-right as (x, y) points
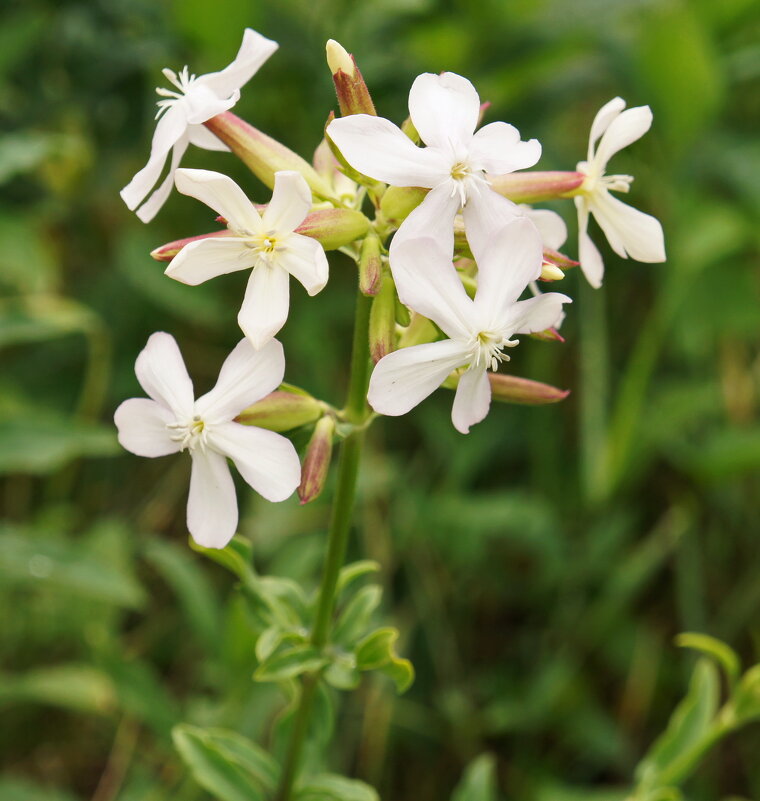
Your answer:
(1, 0), (759, 799)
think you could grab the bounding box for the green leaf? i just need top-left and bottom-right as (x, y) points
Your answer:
(335, 560), (381, 598)
(451, 754), (497, 801)
(355, 627), (415, 693)
(333, 585), (382, 647)
(295, 773), (379, 801)
(732, 664), (760, 724)
(675, 633), (741, 686)
(172, 724), (279, 801)
(190, 535), (254, 581)
(0, 777), (82, 801)
(323, 655), (361, 691)
(0, 295), (100, 347)
(254, 644), (328, 683)
(0, 665), (115, 714)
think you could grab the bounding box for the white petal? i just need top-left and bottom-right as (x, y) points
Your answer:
(408, 72), (480, 150)
(390, 181), (460, 256)
(174, 168), (261, 232)
(187, 124), (230, 151)
(388, 234), (473, 340)
(134, 332), (194, 419)
(262, 171), (312, 234)
(451, 367), (491, 434)
(462, 186), (521, 261)
(197, 29), (278, 98)
(521, 207), (567, 250)
(594, 105), (652, 168)
(504, 292), (572, 335)
(196, 338), (285, 421)
(182, 84), (240, 125)
(279, 234), (328, 296)
(470, 122), (542, 175)
(238, 265), (290, 349)
(114, 398), (179, 457)
(577, 198), (605, 288)
(368, 339), (470, 417)
(135, 136), (190, 223)
(590, 191), (666, 263)
(588, 97), (626, 161)
(165, 236), (256, 285)
(473, 217), (544, 325)
(327, 115), (450, 187)
(210, 422), (300, 503)
(187, 450), (238, 549)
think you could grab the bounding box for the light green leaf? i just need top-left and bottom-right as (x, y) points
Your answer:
(732, 664), (760, 724)
(335, 560), (381, 598)
(0, 777), (82, 801)
(333, 585), (382, 647)
(675, 633), (741, 686)
(355, 627), (414, 693)
(323, 655), (361, 691)
(254, 644), (328, 683)
(295, 773), (379, 801)
(0, 665), (115, 714)
(451, 754), (497, 801)
(190, 534), (254, 580)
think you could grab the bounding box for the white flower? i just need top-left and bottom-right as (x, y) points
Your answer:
(326, 72), (540, 247)
(114, 333), (300, 548)
(368, 218), (571, 433)
(517, 205), (567, 251)
(120, 28), (277, 223)
(575, 97), (666, 288)
(165, 168), (329, 349)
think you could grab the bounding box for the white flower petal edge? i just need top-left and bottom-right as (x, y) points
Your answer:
(120, 28), (277, 222)
(114, 333), (299, 549)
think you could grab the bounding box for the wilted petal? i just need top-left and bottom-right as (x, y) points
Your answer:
(368, 339), (470, 417)
(238, 264), (290, 349)
(470, 122), (541, 175)
(165, 236), (256, 285)
(522, 207), (567, 250)
(187, 450), (238, 548)
(594, 105), (652, 168)
(262, 170), (312, 233)
(280, 235), (329, 296)
(135, 332), (194, 418)
(451, 366), (491, 434)
(211, 422), (300, 502)
(174, 168), (261, 233)
(504, 292), (572, 335)
(198, 29), (278, 98)
(576, 199), (605, 288)
(196, 338), (285, 421)
(588, 97), (626, 160)
(114, 398), (180, 457)
(408, 72), (480, 150)
(135, 136), (189, 223)
(187, 124), (230, 151)
(591, 191), (666, 263)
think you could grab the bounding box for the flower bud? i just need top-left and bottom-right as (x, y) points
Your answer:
(369, 269), (397, 363)
(326, 39), (377, 117)
(539, 263), (565, 282)
(543, 247), (579, 270)
(488, 373), (570, 405)
(204, 112), (336, 201)
(359, 233), (383, 296)
(379, 186), (427, 228)
(530, 327), (565, 343)
(298, 415), (335, 505)
(151, 230), (235, 262)
(488, 171), (585, 204)
(235, 386), (323, 432)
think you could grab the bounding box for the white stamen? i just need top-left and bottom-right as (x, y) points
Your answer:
(155, 65), (199, 118)
(167, 414), (209, 453)
(467, 329), (519, 372)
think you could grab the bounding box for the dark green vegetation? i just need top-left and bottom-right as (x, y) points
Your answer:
(1, 0), (758, 799)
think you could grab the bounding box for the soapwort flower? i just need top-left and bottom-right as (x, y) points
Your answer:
(114, 333), (300, 548)
(368, 218), (571, 433)
(165, 168), (329, 349)
(121, 28), (277, 222)
(327, 71), (540, 246)
(575, 97), (666, 287)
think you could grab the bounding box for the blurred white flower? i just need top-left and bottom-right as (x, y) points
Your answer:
(114, 333), (300, 548)
(121, 28), (277, 222)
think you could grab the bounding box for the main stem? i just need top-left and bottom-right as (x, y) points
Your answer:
(276, 289), (372, 801)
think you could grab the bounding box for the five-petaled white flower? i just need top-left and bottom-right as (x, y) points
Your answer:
(166, 168), (329, 349)
(114, 333), (300, 548)
(120, 28), (278, 223)
(326, 71), (541, 248)
(575, 97), (666, 288)
(368, 218), (571, 433)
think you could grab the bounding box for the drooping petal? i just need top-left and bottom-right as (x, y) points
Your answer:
(522, 207), (567, 250)
(183, 84), (240, 125)
(390, 181), (460, 255)
(594, 105), (652, 169)
(590, 191), (666, 263)
(503, 292), (572, 336)
(470, 122), (541, 175)
(388, 235), (473, 340)
(187, 450), (238, 548)
(135, 135), (189, 223)
(451, 366), (491, 434)
(408, 72), (480, 150)
(134, 332), (194, 419)
(165, 236), (257, 285)
(210, 422), (300, 503)
(262, 171), (312, 234)
(368, 339), (470, 417)
(114, 398), (180, 457)
(279, 234), (329, 296)
(197, 29), (278, 98)
(174, 168), (261, 233)
(327, 115), (450, 187)
(462, 187), (521, 264)
(576, 198), (605, 288)
(237, 264), (290, 349)
(588, 97), (626, 161)
(187, 124), (230, 152)
(195, 338), (285, 421)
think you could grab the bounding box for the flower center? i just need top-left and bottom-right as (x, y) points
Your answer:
(241, 231), (284, 264)
(448, 160), (490, 208)
(468, 330), (519, 372)
(578, 160), (634, 196)
(166, 414), (209, 452)
(154, 66), (199, 119)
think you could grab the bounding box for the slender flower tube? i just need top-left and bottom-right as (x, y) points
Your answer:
(121, 28), (277, 222)
(575, 97), (666, 287)
(368, 218), (571, 433)
(165, 168), (329, 349)
(114, 333), (300, 548)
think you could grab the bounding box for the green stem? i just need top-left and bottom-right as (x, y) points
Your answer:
(276, 290), (372, 801)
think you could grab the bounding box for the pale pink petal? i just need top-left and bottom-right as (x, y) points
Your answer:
(174, 168), (261, 233)
(588, 97), (626, 161)
(197, 29), (278, 98)
(504, 292), (572, 335)
(594, 105), (652, 168)
(521, 207), (567, 250)
(408, 72), (480, 150)
(590, 192), (666, 263)
(368, 339), (470, 417)
(327, 115), (450, 187)
(114, 398), (180, 457)
(195, 338), (285, 421)
(280, 235), (329, 296)
(576, 198), (605, 288)
(165, 236), (256, 286)
(187, 450), (238, 548)
(462, 186), (521, 261)
(134, 332), (194, 418)
(262, 171), (312, 233)
(210, 422), (300, 503)
(470, 122), (541, 175)
(391, 181), (460, 255)
(135, 135), (189, 223)
(238, 265), (290, 349)
(451, 367), (491, 434)
(187, 124), (230, 152)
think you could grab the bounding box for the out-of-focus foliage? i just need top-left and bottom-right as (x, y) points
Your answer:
(0, 0), (758, 799)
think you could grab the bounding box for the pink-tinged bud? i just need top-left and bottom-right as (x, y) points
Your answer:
(489, 171), (585, 204)
(543, 247), (579, 270)
(489, 373), (570, 404)
(369, 270), (397, 363)
(298, 415), (335, 505)
(359, 233), (383, 296)
(530, 327), (565, 343)
(151, 230), (235, 262)
(326, 40), (377, 117)
(477, 101), (491, 126)
(379, 186), (427, 228)
(204, 112), (336, 201)
(236, 386), (323, 432)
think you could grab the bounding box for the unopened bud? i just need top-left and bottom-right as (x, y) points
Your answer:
(489, 171), (585, 204)
(359, 233), (383, 296)
(543, 247), (579, 270)
(530, 327), (565, 343)
(298, 415), (335, 505)
(539, 263), (565, 282)
(236, 386), (323, 432)
(369, 269), (397, 363)
(151, 230), (234, 262)
(379, 186), (427, 228)
(488, 373), (570, 405)
(326, 40), (377, 117)
(296, 208), (370, 250)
